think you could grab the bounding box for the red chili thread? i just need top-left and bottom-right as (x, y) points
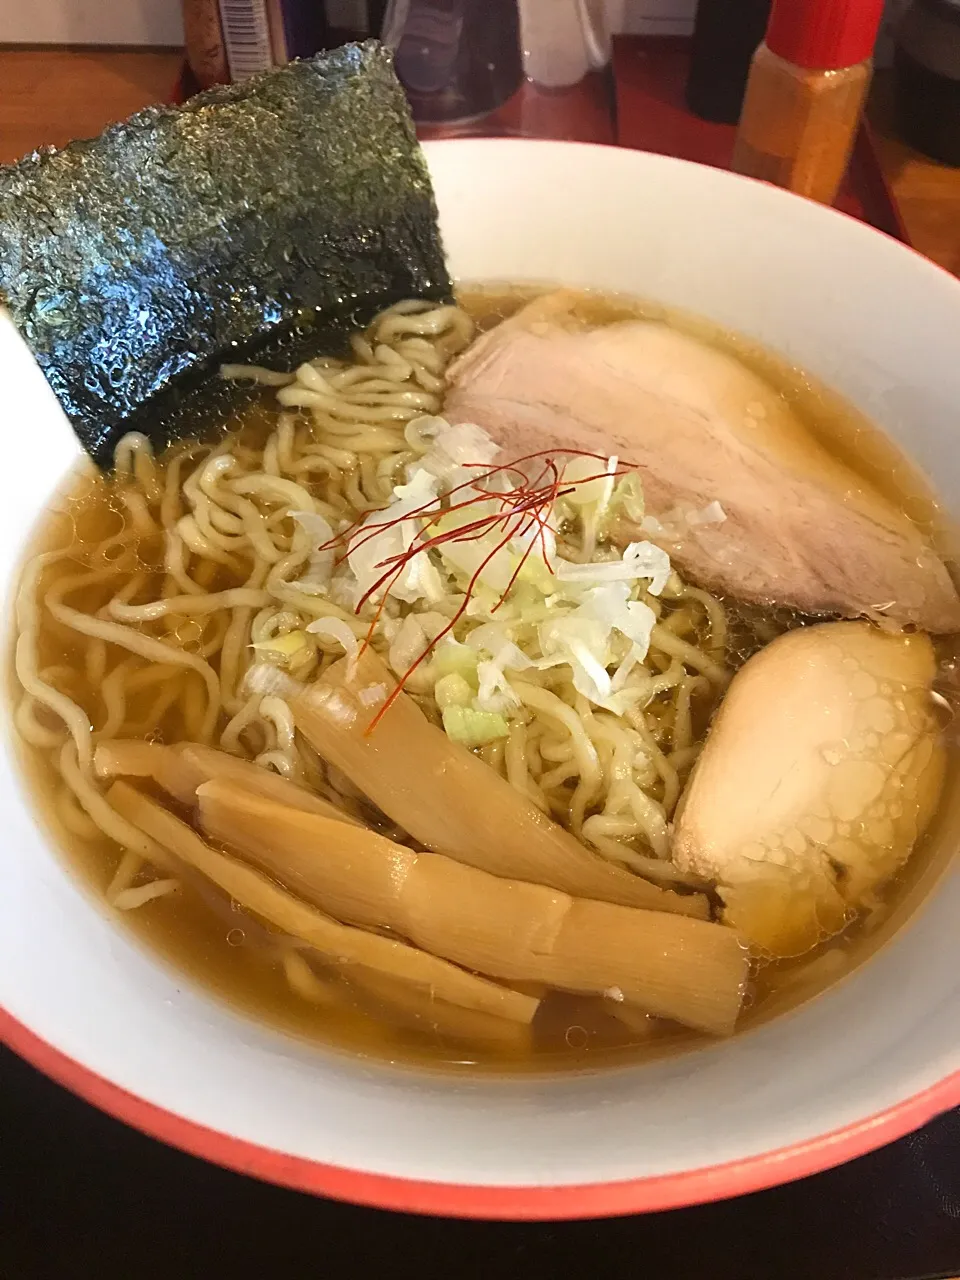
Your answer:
(320, 447), (639, 566)
(306, 447), (641, 735)
(363, 519), (526, 734)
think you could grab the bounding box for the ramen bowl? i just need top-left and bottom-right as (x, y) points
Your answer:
(0, 140), (958, 1219)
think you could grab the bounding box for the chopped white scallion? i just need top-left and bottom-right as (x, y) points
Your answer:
(594, 454), (619, 526)
(476, 659), (522, 714)
(346, 470), (446, 607)
(641, 500), (727, 541)
(250, 631), (309, 659)
(387, 614), (433, 680)
(441, 705), (510, 748)
(555, 540), (670, 596)
(433, 673), (473, 711)
(289, 511), (336, 593)
(306, 617), (361, 676)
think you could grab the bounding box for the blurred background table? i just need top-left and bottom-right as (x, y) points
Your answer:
(0, 47), (958, 273)
(0, 41), (957, 1280)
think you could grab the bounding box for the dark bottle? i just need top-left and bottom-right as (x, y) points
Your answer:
(324, 0), (389, 43)
(686, 0), (773, 124)
(894, 0), (960, 167)
(273, 1), (329, 59)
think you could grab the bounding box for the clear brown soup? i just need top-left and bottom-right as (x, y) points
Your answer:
(12, 285), (960, 1074)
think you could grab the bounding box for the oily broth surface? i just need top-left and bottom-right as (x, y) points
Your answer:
(9, 284), (958, 1074)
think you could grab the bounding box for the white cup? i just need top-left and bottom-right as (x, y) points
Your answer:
(0, 140), (957, 1219)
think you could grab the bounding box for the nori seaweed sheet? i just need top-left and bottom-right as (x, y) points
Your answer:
(0, 42), (452, 467)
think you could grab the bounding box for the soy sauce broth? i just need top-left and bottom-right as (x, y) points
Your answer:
(9, 285), (959, 1074)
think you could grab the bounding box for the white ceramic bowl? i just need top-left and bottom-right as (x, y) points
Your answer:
(1, 140), (958, 1220)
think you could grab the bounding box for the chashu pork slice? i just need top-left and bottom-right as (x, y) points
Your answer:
(445, 291), (960, 633)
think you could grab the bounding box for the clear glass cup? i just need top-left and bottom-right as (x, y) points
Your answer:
(383, 0), (610, 125)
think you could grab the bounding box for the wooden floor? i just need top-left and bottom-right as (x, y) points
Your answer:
(0, 48), (958, 277)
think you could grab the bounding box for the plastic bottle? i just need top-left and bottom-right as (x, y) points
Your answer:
(732, 0), (886, 205)
(383, 0), (523, 125)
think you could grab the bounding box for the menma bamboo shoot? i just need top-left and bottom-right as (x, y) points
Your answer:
(347, 969), (533, 1049)
(283, 951), (531, 1048)
(94, 739), (360, 825)
(291, 650), (709, 918)
(198, 779), (747, 1035)
(106, 780), (536, 1025)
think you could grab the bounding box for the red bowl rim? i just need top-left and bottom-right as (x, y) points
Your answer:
(2, 1004), (957, 1218)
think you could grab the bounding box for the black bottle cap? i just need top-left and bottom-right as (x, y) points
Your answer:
(686, 0), (773, 124)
